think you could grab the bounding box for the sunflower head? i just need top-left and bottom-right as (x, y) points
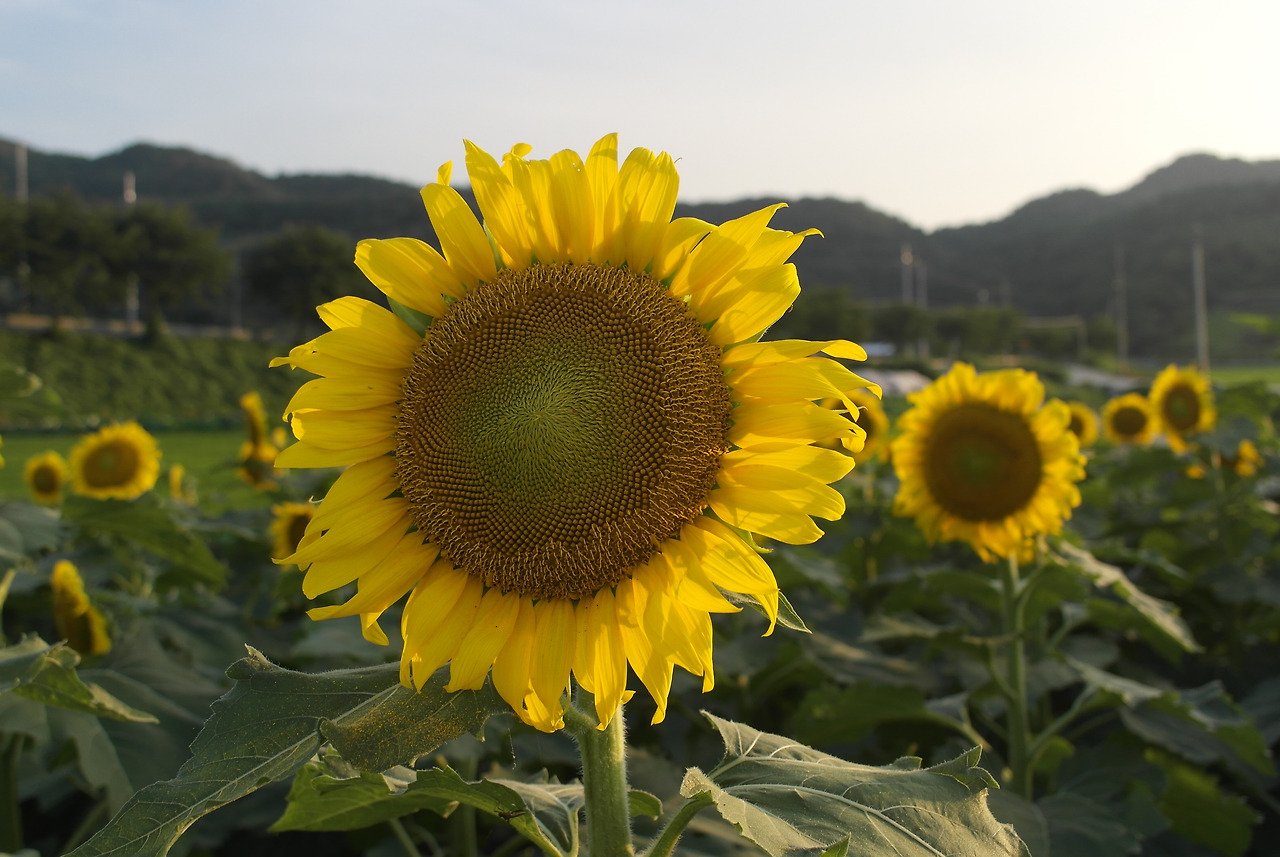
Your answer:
(237, 439), (280, 491)
(271, 135), (876, 731)
(1102, 392), (1156, 445)
(271, 502), (317, 560)
(1064, 401), (1099, 448)
(1149, 365), (1216, 452)
(24, 451), (68, 505)
(890, 362), (1085, 562)
(50, 560), (111, 655)
(68, 422), (161, 501)
(820, 388), (887, 464)
(1223, 439), (1264, 477)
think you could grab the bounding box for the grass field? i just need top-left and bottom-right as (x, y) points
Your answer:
(1212, 365), (1280, 386)
(0, 428), (278, 512)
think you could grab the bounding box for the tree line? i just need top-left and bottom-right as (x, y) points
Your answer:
(0, 192), (377, 333)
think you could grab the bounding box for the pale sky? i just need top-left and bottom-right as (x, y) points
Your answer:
(2, 0), (1277, 230)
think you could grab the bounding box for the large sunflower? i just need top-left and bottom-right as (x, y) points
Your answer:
(890, 363), (1084, 562)
(272, 135), (875, 731)
(821, 388), (889, 464)
(24, 451), (68, 505)
(1064, 401), (1099, 448)
(1149, 364), (1215, 452)
(1102, 392), (1156, 445)
(68, 422), (161, 500)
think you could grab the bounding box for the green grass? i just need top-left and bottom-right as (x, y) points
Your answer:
(1211, 365), (1280, 386)
(0, 428), (278, 513)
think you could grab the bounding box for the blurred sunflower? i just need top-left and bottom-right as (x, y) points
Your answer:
(168, 463), (197, 505)
(24, 451), (68, 505)
(1223, 439), (1264, 477)
(237, 392), (280, 490)
(1102, 393), (1156, 445)
(50, 560), (111, 655)
(891, 363), (1085, 562)
(272, 135), (876, 731)
(1064, 401), (1099, 448)
(69, 422), (161, 500)
(271, 502), (316, 560)
(821, 388), (889, 465)
(1149, 365), (1215, 452)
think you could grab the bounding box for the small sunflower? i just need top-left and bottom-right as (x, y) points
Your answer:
(1102, 393), (1156, 445)
(169, 463), (197, 505)
(272, 135), (876, 731)
(1223, 439), (1264, 477)
(821, 388), (889, 464)
(237, 392), (280, 489)
(24, 451), (68, 505)
(890, 363), (1085, 562)
(50, 560), (111, 655)
(68, 422), (161, 500)
(1064, 401), (1099, 448)
(271, 502), (316, 560)
(1149, 365), (1216, 452)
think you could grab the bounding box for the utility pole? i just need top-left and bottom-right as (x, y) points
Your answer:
(1191, 226), (1210, 375)
(15, 143), (27, 202)
(124, 171), (140, 328)
(1114, 243), (1129, 370)
(900, 243), (914, 304)
(915, 259), (929, 359)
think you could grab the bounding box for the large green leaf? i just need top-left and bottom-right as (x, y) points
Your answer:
(681, 713), (1029, 857)
(1146, 751), (1258, 857)
(1052, 542), (1199, 655)
(0, 501), (65, 564)
(61, 493), (228, 590)
(1120, 683), (1274, 777)
(795, 682), (977, 748)
(66, 648), (508, 857)
(0, 636), (157, 723)
(273, 753), (585, 857)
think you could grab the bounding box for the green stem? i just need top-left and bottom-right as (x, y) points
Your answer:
(999, 554), (1033, 800)
(452, 755), (479, 857)
(387, 816), (424, 857)
(1, 734), (23, 854)
(642, 794), (713, 857)
(566, 692), (635, 857)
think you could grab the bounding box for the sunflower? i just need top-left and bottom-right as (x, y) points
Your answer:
(1064, 401), (1099, 448)
(821, 388), (889, 464)
(271, 135), (876, 731)
(237, 392), (280, 489)
(1102, 393), (1156, 445)
(890, 363), (1084, 562)
(68, 422), (161, 500)
(271, 502), (317, 560)
(1223, 439), (1264, 477)
(24, 451), (68, 505)
(50, 560), (111, 655)
(1149, 365), (1216, 452)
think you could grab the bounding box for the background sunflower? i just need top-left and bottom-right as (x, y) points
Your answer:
(68, 422), (161, 500)
(891, 362), (1084, 562)
(23, 450), (67, 504)
(1102, 392), (1157, 445)
(1149, 365), (1216, 452)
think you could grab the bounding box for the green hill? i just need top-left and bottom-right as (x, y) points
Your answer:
(2, 137), (1278, 359)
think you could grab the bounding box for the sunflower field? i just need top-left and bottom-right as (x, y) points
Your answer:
(1, 137), (1278, 857)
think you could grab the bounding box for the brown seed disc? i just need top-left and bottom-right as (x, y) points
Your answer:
(923, 403), (1044, 522)
(395, 262), (731, 600)
(1161, 384), (1202, 432)
(83, 441), (141, 489)
(1111, 406), (1148, 438)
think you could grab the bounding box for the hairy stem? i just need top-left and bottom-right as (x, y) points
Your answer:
(1000, 554), (1033, 800)
(566, 691), (634, 857)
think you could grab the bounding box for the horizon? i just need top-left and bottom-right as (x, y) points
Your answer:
(3, 1), (1277, 230)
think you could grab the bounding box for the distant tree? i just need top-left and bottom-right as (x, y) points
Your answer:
(243, 225), (377, 335)
(21, 192), (113, 319)
(110, 202), (232, 319)
(932, 306), (1021, 358)
(872, 304), (931, 356)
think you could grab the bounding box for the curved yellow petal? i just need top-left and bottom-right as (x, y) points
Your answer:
(464, 141), (533, 269)
(447, 587), (520, 691)
(420, 183), (498, 287)
(355, 238), (464, 318)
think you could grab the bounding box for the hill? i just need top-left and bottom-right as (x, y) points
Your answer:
(2, 137), (1279, 359)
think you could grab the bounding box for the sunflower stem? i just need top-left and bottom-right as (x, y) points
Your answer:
(567, 691), (635, 857)
(642, 793), (713, 857)
(999, 553), (1033, 800)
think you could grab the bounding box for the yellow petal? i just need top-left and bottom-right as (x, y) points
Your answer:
(715, 465), (845, 521)
(661, 538), (739, 614)
(285, 376), (403, 415)
(708, 265), (800, 345)
(300, 520), (409, 598)
(585, 133), (620, 259)
(722, 445), (856, 484)
(286, 498), (409, 566)
(275, 439), (395, 469)
(464, 141), (533, 269)
(621, 150), (679, 273)
(528, 599), (575, 716)
(290, 406), (396, 450)
(401, 562), (482, 689)
(420, 183), (498, 288)
(306, 533), (438, 619)
(616, 574), (673, 725)
(492, 599), (536, 717)
(574, 588), (628, 728)
(550, 149), (595, 263)
(729, 401), (854, 450)
(447, 587), (520, 691)
(355, 238), (463, 318)
(652, 217), (714, 283)
(708, 489), (826, 544)
(669, 204), (784, 300)
(291, 327), (417, 371)
(722, 338), (868, 370)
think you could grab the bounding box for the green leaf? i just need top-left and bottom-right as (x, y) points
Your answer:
(794, 682), (976, 747)
(0, 636), (157, 723)
(67, 648), (508, 857)
(725, 589), (810, 633)
(628, 788), (663, 819)
(61, 493), (227, 590)
(0, 501), (65, 564)
(986, 791), (1049, 857)
(1147, 751), (1258, 857)
(1039, 792), (1143, 857)
(277, 760), (583, 857)
(387, 296), (432, 336)
(1052, 542), (1200, 654)
(1121, 682), (1274, 777)
(682, 713), (1029, 857)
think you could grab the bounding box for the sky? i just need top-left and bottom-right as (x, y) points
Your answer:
(2, 0), (1278, 231)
